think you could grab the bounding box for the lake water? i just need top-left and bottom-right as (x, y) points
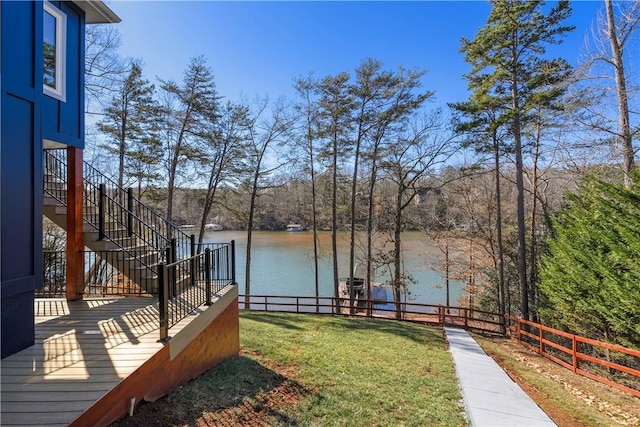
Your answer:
(203, 230), (466, 306)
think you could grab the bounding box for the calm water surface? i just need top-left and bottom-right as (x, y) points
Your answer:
(204, 230), (465, 306)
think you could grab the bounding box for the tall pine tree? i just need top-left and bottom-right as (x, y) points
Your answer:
(98, 62), (159, 191)
(460, 0), (574, 319)
(159, 56), (221, 224)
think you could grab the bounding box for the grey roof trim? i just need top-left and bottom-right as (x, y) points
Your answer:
(72, 0), (121, 24)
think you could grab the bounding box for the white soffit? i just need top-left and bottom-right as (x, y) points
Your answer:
(72, 0), (121, 24)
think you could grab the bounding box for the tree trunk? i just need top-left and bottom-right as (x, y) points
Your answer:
(528, 112), (543, 322)
(393, 186), (403, 319)
(605, 0), (635, 189)
(512, 53), (529, 321)
(348, 133), (362, 315)
(493, 129), (507, 327)
(365, 157), (378, 317)
(331, 132), (340, 313)
(118, 111), (126, 191)
(245, 169), (260, 310)
(310, 153), (320, 313)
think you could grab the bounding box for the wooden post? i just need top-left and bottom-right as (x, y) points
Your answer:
(66, 147), (84, 301)
(572, 335), (578, 373)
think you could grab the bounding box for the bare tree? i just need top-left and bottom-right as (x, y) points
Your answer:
(359, 64), (432, 316)
(380, 110), (457, 318)
(85, 24), (126, 114)
(294, 76), (323, 311)
(243, 98), (295, 309)
(575, 0), (639, 188)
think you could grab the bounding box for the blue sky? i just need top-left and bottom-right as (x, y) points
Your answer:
(108, 1), (603, 109)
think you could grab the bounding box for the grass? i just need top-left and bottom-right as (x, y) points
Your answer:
(241, 312), (465, 426)
(115, 312), (467, 426)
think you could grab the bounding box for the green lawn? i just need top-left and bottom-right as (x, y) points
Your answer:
(115, 312), (467, 426)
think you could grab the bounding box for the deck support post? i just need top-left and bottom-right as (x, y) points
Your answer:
(66, 147), (84, 301)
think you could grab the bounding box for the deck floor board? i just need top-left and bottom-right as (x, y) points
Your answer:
(0, 298), (184, 427)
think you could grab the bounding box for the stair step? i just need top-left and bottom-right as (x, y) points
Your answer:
(46, 204), (100, 216)
(43, 196), (64, 207)
(44, 181), (67, 191)
(83, 225), (130, 236)
(87, 237), (143, 251)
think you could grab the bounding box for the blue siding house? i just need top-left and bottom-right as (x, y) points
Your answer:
(1, 0), (119, 358)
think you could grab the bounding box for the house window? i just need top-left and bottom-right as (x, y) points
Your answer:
(43, 1), (66, 101)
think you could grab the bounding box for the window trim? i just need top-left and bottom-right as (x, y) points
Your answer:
(43, 1), (66, 102)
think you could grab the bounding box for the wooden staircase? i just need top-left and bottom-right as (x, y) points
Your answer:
(43, 150), (192, 295)
(43, 197), (160, 294)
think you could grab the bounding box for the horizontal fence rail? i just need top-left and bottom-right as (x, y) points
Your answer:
(238, 294), (505, 335)
(507, 316), (640, 398)
(158, 242), (235, 341)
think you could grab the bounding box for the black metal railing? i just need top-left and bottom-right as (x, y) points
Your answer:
(38, 249), (161, 297)
(36, 250), (67, 298)
(83, 250), (161, 296)
(82, 158), (193, 260)
(44, 149), (195, 267)
(158, 241), (235, 341)
(43, 151), (68, 204)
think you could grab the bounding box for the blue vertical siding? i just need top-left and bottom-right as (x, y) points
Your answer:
(1, 0), (44, 358)
(42, 1), (84, 147)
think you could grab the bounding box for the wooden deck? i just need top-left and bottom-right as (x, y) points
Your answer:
(0, 289), (239, 427)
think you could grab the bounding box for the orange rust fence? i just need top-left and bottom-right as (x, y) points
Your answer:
(506, 316), (640, 398)
(238, 294), (640, 398)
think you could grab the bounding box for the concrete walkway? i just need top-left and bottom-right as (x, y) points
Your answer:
(445, 327), (557, 427)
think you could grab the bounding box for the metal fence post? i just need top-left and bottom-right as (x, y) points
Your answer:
(165, 246), (172, 298)
(231, 240), (236, 285)
(205, 248), (212, 305)
(190, 235), (196, 288)
(158, 263), (169, 342)
(170, 238), (177, 296)
(127, 188), (134, 237)
(98, 183), (106, 240)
